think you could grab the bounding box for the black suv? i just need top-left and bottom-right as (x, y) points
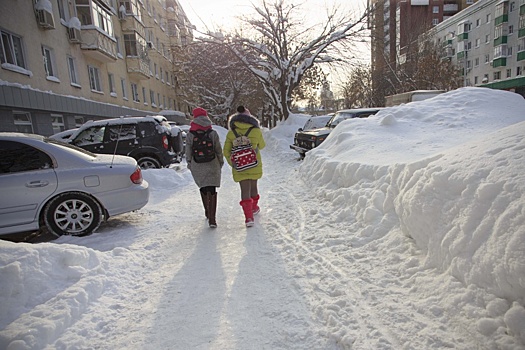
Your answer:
(290, 108), (384, 158)
(67, 116), (176, 169)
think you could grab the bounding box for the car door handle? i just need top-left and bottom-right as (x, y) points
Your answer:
(26, 180), (49, 188)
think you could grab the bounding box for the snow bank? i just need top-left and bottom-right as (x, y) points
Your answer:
(298, 87), (525, 310)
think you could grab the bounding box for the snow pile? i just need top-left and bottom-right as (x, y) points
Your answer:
(283, 87), (525, 343)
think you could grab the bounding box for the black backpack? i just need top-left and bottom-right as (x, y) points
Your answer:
(190, 129), (216, 163)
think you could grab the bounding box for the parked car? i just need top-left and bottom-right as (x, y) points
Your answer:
(66, 116), (176, 169)
(300, 114), (333, 131)
(290, 108), (384, 158)
(49, 128), (78, 142)
(0, 133), (149, 237)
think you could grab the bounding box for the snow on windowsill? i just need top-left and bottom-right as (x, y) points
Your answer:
(70, 82), (81, 89)
(1, 63), (33, 77)
(46, 76), (60, 83)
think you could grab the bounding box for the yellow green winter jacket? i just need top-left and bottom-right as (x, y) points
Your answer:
(223, 114), (266, 183)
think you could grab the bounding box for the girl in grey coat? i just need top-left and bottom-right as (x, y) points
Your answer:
(185, 107), (224, 228)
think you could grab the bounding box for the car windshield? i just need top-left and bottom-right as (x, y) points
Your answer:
(45, 138), (97, 158)
(328, 112), (355, 127)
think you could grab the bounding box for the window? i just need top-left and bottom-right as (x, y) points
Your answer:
(433, 6), (439, 13)
(76, 0), (114, 36)
(485, 54), (490, 63)
(494, 45), (508, 58)
(142, 87), (147, 105)
(121, 78), (128, 99)
(88, 65), (102, 92)
(432, 18), (439, 26)
(476, 18), (480, 27)
(150, 90), (155, 106)
(74, 116), (84, 127)
(67, 56), (79, 86)
(485, 34), (490, 43)
(119, 0), (142, 20)
(475, 38), (480, 47)
(1, 30), (27, 69)
(160, 67), (163, 82)
(157, 93), (160, 107)
(124, 33), (142, 56)
(474, 76), (478, 84)
(115, 36), (123, 57)
(509, 25), (514, 35)
(483, 73), (489, 82)
(494, 71), (501, 80)
(486, 14), (491, 23)
(508, 46), (513, 56)
(13, 112), (33, 133)
(475, 57), (479, 67)
(506, 69), (512, 78)
(57, 0), (70, 21)
(42, 46), (57, 79)
(108, 73), (116, 96)
(51, 115), (65, 134)
(518, 66), (523, 76)
(131, 83), (139, 102)
(0, 141), (53, 174)
(510, 2), (515, 11)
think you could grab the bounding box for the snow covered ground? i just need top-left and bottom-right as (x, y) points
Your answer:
(1, 87), (524, 349)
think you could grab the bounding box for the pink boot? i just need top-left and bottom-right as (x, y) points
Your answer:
(240, 199), (254, 227)
(251, 194), (260, 215)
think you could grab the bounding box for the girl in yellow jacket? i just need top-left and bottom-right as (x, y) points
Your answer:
(223, 106), (266, 227)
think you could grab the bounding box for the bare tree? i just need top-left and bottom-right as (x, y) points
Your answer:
(204, 0), (370, 123)
(172, 40), (264, 125)
(340, 63), (377, 108)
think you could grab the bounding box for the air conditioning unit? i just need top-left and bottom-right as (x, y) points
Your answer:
(68, 27), (81, 43)
(36, 9), (55, 29)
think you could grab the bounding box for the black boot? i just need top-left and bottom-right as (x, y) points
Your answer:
(200, 190), (209, 219)
(208, 193), (217, 228)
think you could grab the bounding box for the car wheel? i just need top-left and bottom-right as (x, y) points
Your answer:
(43, 192), (103, 237)
(137, 156), (161, 169)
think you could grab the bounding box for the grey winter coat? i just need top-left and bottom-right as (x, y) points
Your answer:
(185, 116), (224, 188)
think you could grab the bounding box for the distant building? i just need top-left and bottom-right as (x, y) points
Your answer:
(431, 0), (525, 96)
(369, 0), (479, 97)
(0, 0), (194, 135)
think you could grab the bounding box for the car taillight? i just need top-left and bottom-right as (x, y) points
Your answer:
(130, 166), (143, 184)
(162, 135), (169, 149)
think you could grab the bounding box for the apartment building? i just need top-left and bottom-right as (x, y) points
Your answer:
(432, 0), (525, 95)
(0, 0), (193, 136)
(371, 0), (477, 71)
(370, 0), (478, 97)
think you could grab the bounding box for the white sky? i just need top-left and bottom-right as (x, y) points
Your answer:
(177, 0), (369, 33)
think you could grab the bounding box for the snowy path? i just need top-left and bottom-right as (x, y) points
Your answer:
(42, 146), (490, 349)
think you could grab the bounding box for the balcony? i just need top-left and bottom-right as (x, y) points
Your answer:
(120, 15), (146, 38)
(80, 28), (118, 63)
(443, 4), (459, 13)
(126, 57), (150, 80)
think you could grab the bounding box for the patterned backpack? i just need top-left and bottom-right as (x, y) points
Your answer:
(230, 127), (258, 171)
(190, 129), (216, 163)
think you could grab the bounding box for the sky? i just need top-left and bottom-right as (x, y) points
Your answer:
(1, 87), (525, 349)
(177, 0), (369, 33)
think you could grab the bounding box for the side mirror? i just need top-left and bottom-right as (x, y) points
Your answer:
(298, 128), (303, 132)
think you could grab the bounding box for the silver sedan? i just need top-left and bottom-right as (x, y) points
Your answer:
(0, 133), (149, 237)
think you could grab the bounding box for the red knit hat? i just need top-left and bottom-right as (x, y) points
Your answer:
(192, 107), (207, 117)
